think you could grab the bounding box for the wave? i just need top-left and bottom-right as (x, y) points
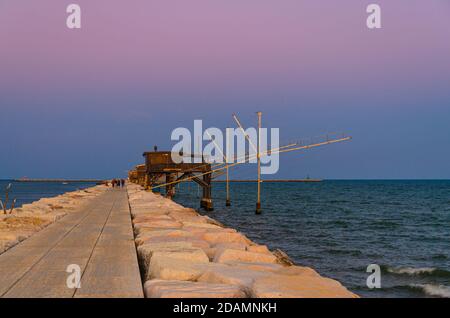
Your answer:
(325, 248), (362, 256)
(327, 200), (350, 204)
(371, 220), (400, 229)
(409, 284), (450, 298)
(387, 266), (436, 275)
(431, 254), (448, 260)
(382, 265), (450, 278)
(351, 284), (450, 298)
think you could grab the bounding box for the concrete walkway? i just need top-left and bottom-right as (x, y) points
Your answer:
(0, 189), (144, 298)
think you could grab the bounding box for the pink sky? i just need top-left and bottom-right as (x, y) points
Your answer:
(1, 0), (449, 107)
(1, 1), (450, 178)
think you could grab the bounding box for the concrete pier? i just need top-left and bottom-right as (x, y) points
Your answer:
(0, 188), (143, 298)
(0, 183), (358, 298)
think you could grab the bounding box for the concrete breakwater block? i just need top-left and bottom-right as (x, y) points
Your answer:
(151, 248), (210, 264)
(135, 229), (195, 246)
(213, 249), (278, 264)
(133, 220), (183, 234)
(130, 209), (169, 218)
(148, 258), (226, 281)
(247, 244), (271, 254)
(275, 265), (321, 277)
(138, 243), (210, 278)
(201, 231), (252, 245)
(168, 209), (201, 218)
(137, 241), (196, 264)
(228, 261), (284, 273)
(149, 258), (206, 281)
(197, 265), (271, 287)
(133, 214), (174, 223)
(181, 226), (236, 236)
(181, 221), (222, 230)
(144, 279), (247, 298)
(138, 236), (210, 250)
(213, 242), (248, 251)
(250, 274), (359, 298)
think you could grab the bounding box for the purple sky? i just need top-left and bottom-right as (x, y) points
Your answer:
(1, 0), (450, 179)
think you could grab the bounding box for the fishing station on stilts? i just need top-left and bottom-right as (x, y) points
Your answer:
(128, 113), (352, 214)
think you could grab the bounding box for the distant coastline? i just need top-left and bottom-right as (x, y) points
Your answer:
(213, 179), (322, 183)
(6, 178), (322, 183)
(11, 179), (104, 183)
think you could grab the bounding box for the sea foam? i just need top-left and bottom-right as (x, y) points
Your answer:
(387, 266), (437, 275)
(410, 284), (450, 298)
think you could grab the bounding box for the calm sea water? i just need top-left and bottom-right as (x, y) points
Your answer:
(171, 180), (450, 298)
(0, 180), (96, 209)
(1, 179), (448, 297)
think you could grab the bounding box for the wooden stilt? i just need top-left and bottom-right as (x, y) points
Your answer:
(256, 111), (262, 214)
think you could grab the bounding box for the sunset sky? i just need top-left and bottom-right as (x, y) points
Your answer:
(1, 0), (449, 179)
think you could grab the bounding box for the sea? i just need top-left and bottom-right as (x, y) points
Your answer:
(1, 179), (449, 298)
(170, 180), (450, 298)
(0, 180), (96, 211)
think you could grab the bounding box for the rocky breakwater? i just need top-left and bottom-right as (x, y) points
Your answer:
(0, 185), (107, 254)
(127, 183), (358, 298)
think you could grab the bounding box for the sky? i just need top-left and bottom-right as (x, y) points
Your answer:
(0, 0), (450, 179)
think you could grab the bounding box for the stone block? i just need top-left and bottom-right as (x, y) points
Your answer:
(144, 279), (246, 298)
(202, 231), (251, 245)
(251, 274), (359, 298)
(213, 249), (277, 264)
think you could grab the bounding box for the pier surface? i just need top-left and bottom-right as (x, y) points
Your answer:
(0, 189), (143, 298)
